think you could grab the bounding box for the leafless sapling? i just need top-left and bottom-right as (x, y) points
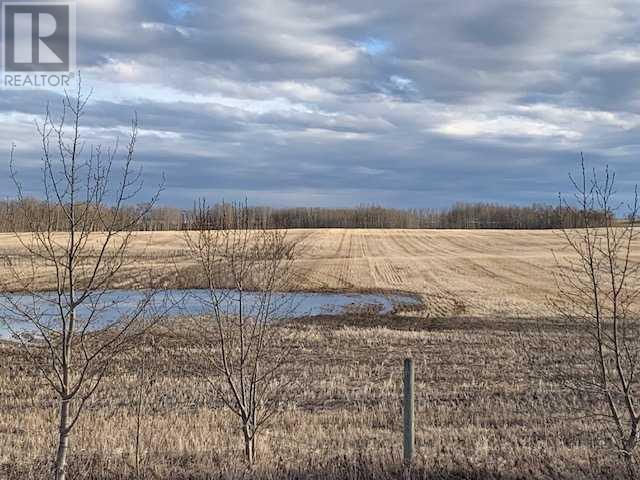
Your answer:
(532, 158), (640, 476)
(183, 201), (298, 465)
(1, 80), (164, 480)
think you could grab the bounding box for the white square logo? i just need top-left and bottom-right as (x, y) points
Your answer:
(2, 1), (76, 89)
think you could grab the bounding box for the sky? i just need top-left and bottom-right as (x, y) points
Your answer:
(2, 0), (640, 208)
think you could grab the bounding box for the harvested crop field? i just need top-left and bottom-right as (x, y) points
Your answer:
(0, 227), (636, 479)
(0, 229), (606, 317)
(0, 318), (625, 479)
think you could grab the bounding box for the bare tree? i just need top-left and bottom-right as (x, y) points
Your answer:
(1, 80), (164, 480)
(529, 158), (640, 477)
(183, 201), (298, 464)
(129, 335), (159, 480)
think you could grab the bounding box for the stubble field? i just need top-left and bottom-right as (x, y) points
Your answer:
(0, 229), (631, 478)
(0, 228), (590, 317)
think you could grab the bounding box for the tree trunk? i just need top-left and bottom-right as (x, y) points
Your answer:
(242, 422), (255, 465)
(55, 399), (70, 480)
(620, 449), (635, 480)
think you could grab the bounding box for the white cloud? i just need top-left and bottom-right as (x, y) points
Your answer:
(3, 0), (640, 206)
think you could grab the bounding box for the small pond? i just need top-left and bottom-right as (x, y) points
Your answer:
(0, 289), (421, 340)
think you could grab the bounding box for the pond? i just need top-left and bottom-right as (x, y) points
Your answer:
(0, 289), (421, 340)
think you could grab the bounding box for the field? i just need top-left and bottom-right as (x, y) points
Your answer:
(0, 229), (582, 317)
(1, 317), (619, 479)
(0, 229), (631, 479)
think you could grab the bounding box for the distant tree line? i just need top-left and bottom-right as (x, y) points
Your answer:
(167, 200), (613, 230)
(0, 197), (611, 231)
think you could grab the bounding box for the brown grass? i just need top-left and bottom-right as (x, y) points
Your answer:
(1, 228), (629, 317)
(0, 314), (626, 479)
(0, 229), (632, 478)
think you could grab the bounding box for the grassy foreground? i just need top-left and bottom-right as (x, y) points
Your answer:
(0, 314), (624, 479)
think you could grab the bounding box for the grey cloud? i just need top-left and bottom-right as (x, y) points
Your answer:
(2, 0), (640, 207)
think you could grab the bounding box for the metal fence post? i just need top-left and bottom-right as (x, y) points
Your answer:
(403, 358), (414, 464)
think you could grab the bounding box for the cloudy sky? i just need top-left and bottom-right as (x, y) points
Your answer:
(2, 0), (640, 208)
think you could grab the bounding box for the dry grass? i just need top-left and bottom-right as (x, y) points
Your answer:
(1, 228), (631, 317)
(0, 229), (633, 478)
(0, 315), (627, 479)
